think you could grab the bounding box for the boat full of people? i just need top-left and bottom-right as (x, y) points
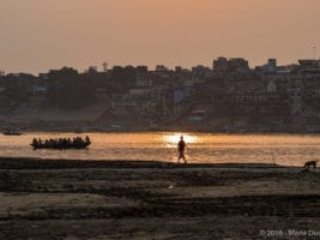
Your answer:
(2, 128), (23, 136)
(31, 136), (91, 150)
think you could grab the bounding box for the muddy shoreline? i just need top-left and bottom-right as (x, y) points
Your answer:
(1, 157), (320, 239)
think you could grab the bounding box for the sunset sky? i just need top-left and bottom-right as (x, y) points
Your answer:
(1, 0), (320, 74)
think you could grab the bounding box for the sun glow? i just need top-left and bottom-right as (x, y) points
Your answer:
(163, 133), (198, 146)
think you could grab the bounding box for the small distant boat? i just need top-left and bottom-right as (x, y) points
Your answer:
(2, 129), (23, 136)
(31, 136), (91, 150)
(110, 124), (123, 129)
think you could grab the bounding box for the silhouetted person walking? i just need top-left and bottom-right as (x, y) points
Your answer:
(177, 136), (187, 163)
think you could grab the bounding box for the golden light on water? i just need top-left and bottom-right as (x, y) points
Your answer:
(163, 133), (198, 146)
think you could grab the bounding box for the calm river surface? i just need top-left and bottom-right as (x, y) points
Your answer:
(1, 132), (320, 166)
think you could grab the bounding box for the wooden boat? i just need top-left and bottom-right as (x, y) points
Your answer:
(2, 130), (23, 136)
(31, 136), (91, 150)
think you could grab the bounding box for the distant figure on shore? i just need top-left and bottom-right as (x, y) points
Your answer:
(177, 136), (187, 164)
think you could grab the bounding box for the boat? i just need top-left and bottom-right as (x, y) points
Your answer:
(2, 129), (23, 136)
(31, 136), (91, 150)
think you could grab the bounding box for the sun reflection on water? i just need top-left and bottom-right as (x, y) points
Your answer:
(163, 133), (199, 148)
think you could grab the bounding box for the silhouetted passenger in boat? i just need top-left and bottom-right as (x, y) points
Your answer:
(31, 136), (91, 149)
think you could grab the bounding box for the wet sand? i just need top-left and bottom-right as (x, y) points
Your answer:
(1, 157), (320, 239)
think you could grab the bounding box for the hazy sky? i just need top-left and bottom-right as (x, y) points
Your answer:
(1, 0), (320, 74)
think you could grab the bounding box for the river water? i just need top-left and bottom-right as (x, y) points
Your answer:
(1, 132), (320, 167)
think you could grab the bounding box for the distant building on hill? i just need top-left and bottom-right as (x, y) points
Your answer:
(255, 59), (277, 74)
(213, 57), (250, 77)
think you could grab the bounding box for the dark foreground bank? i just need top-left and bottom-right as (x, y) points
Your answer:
(0, 157), (320, 240)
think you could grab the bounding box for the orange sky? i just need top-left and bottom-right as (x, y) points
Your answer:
(1, 0), (320, 74)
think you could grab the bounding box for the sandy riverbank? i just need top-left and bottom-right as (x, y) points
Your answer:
(1, 158), (320, 239)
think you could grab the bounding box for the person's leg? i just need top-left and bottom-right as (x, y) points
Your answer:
(182, 153), (187, 163)
(178, 151), (183, 163)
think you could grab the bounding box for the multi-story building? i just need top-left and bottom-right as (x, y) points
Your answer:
(255, 59), (277, 74)
(213, 57), (228, 76)
(213, 57), (250, 77)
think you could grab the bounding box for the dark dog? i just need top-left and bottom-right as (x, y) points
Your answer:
(303, 160), (318, 170)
